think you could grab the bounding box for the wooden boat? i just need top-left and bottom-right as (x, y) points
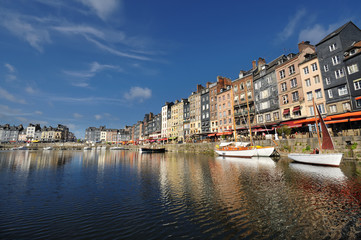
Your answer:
(255, 146), (275, 157)
(288, 98), (343, 167)
(215, 142), (256, 158)
(140, 147), (166, 153)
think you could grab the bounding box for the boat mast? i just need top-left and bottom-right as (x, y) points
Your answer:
(312, 98), (322, 150)
(231, 88), (238, 141)
(244, 83), (254, 146)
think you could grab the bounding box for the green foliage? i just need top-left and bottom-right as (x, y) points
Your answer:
(302, 145), (311, 153)
(351, 142), (358, 150)
(283, 145), (291, 152)
(277, 126), (292, 136)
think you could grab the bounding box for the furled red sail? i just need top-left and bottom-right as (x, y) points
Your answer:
(315, 104), (334, 150)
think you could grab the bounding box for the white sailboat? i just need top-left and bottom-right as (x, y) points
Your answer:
(288, 98), (343, 167)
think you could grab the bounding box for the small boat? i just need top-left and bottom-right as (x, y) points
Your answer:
(215, 142), (256, 158)
(110, 146), (127, 150)
(140, 147), (166, 153)
(11, 146), (28, 150)
(43, 146), (53, 150)
(288, 98), (343, 167)
(83, 146), (92, 150)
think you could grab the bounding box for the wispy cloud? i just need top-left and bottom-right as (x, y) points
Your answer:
(4, 63), (15, 72)
(77, 0), (121, 21)
(73, 113), (83, 119)
(124, 86), (152, 102)
(95, 114), (102, 120)
(25, 86), (37, 94)
(298, 22), (343, 44)
(278, 9), (306, 42)
(51, 96), (124, 105)
(0, 87), (26, 104)
(0, 12), (51, 52)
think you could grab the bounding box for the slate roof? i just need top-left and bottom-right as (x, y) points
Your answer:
(316, 21), (360, 46)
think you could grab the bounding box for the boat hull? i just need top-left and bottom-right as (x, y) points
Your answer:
(215, 148), (256, 158)
(140, 148), (166, 153)
(288, 153), (343, 167)
(255, 147), (275, 157)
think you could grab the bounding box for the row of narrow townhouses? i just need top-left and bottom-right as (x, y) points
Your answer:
(83, 21), (361, 144)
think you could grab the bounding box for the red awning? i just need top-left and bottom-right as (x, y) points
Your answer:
(207, 133), (216, 137)
(283, 108), (290, 115)
(325, 119), (349, 124)
(293, 106), (300, 112)
(350, 117), (361, 122)
(329, 111), (361, 119)
(216, 132), (233, 136)
(355, 96), (361, 100)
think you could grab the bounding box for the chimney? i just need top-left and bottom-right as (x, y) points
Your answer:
(197, 84), (204, 93)
(252, 60), (257, 70)
(239, 70), (244, 79)
(258, 57), (266, 66)
(298, 41), (314, 53)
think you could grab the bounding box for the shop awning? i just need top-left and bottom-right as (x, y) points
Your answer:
(216, 132), (233, 136)
(293, 106), (300, 112)
(294, 116), (332, 124)
(283, 108), (290, 115)
(355, 96), (361, 100)
(207, 133), (216, 137)
(280, 120), (304, 128)
(325, 119), (349, 124)
(350, 117), (361, 122)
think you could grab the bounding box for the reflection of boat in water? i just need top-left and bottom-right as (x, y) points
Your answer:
(216, 156), (276, 168)
(83, 146), (92, 150)
(289, 163), (345, 181)
(43, 147), (53, 150)
(140, 148), (166, 153)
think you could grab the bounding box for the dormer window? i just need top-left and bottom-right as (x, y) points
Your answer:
(350, 49), (357, 56)
(329, 43), (337, 52)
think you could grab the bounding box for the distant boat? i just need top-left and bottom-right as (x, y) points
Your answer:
(140, 147), (166, 153)
(110, 146), (127, 150)
(11, 146), (28, 150)
(288, 98), (343, 167)
(83, 146), (92, 150)
(43, 146), (53, 150)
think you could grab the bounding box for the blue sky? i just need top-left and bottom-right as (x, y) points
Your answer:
(1, 0), (361, 138)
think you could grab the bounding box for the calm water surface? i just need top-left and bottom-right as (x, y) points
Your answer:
(1, 150), (361, 239)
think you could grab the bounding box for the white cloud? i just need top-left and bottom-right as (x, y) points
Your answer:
(6, 74), (17, 81)
(35, 111), (43, 115)
(25, 86), (37, 94)
(298, 23), (341, 45)
(124, 86), (152, 102)
(77, 0), (121, 20)
(1, 13), (51, 52)
(95, 114), (102, 120)
(52, 25), (105, 39)
(278, 9), (306, 41)
(0, 87), (26, 104)
(73, 113), (83, 118)
(4, 63), (15, 72)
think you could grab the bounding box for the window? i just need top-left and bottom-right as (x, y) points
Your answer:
(357, 99), (361, 107)
(325, 77), (331, 85)
(289, 65), (295, 75)
(315, 89), (322, 99)
(354, 80), (361, 90)
(303, 67), (309, 75)
(265, 114), (271, 122)
(338, 86), (348, 96)
(260, 101), (270, 110)
(240, 94), (245, 100)
(281, 82), (287, 92)
(227, 94), (230, 99)
(314, 75), (320, 84)
(246, 81), (251, 88)
(260, 89), (269, 99)
(266, 77), (272, 84)
(279, 70), (285, 79)
(311, 63), (318, 71)
(332, 55), (340, 65)
(234, 85), (238, 92)
(317, 104), (326, 114)
(282, 95), (289, 104)
(330, 105), (337, 113)
(254, 82), (260, 90)
(307, 91), (313, 101)
(328, 89), (333, 98)
(273, 112), (279, 120)
(292, 91), (299, 102)
(324, 65), (329, 72)
(290, 78), (297, 88)
(329, 43), (337, 52)
(258, 115), (264, 123)
(335, 69), (345, 79)
(309, 106), (315, 116)
(348, 64), (359, 75)
(240, 83), (244, 90)
(305, 79), (311, 87)
(343, 102), (351, 111)
(228, 110), (231, 116)
(248, 91), (252, 99)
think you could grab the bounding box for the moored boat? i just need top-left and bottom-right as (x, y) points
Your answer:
(140, 147), (166, 153)
(43, 146), (53, 150)
(288, 98), (343, 167)
(215, 142), (256, 158)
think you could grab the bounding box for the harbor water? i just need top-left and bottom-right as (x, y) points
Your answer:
(1, 150), (361, 239)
